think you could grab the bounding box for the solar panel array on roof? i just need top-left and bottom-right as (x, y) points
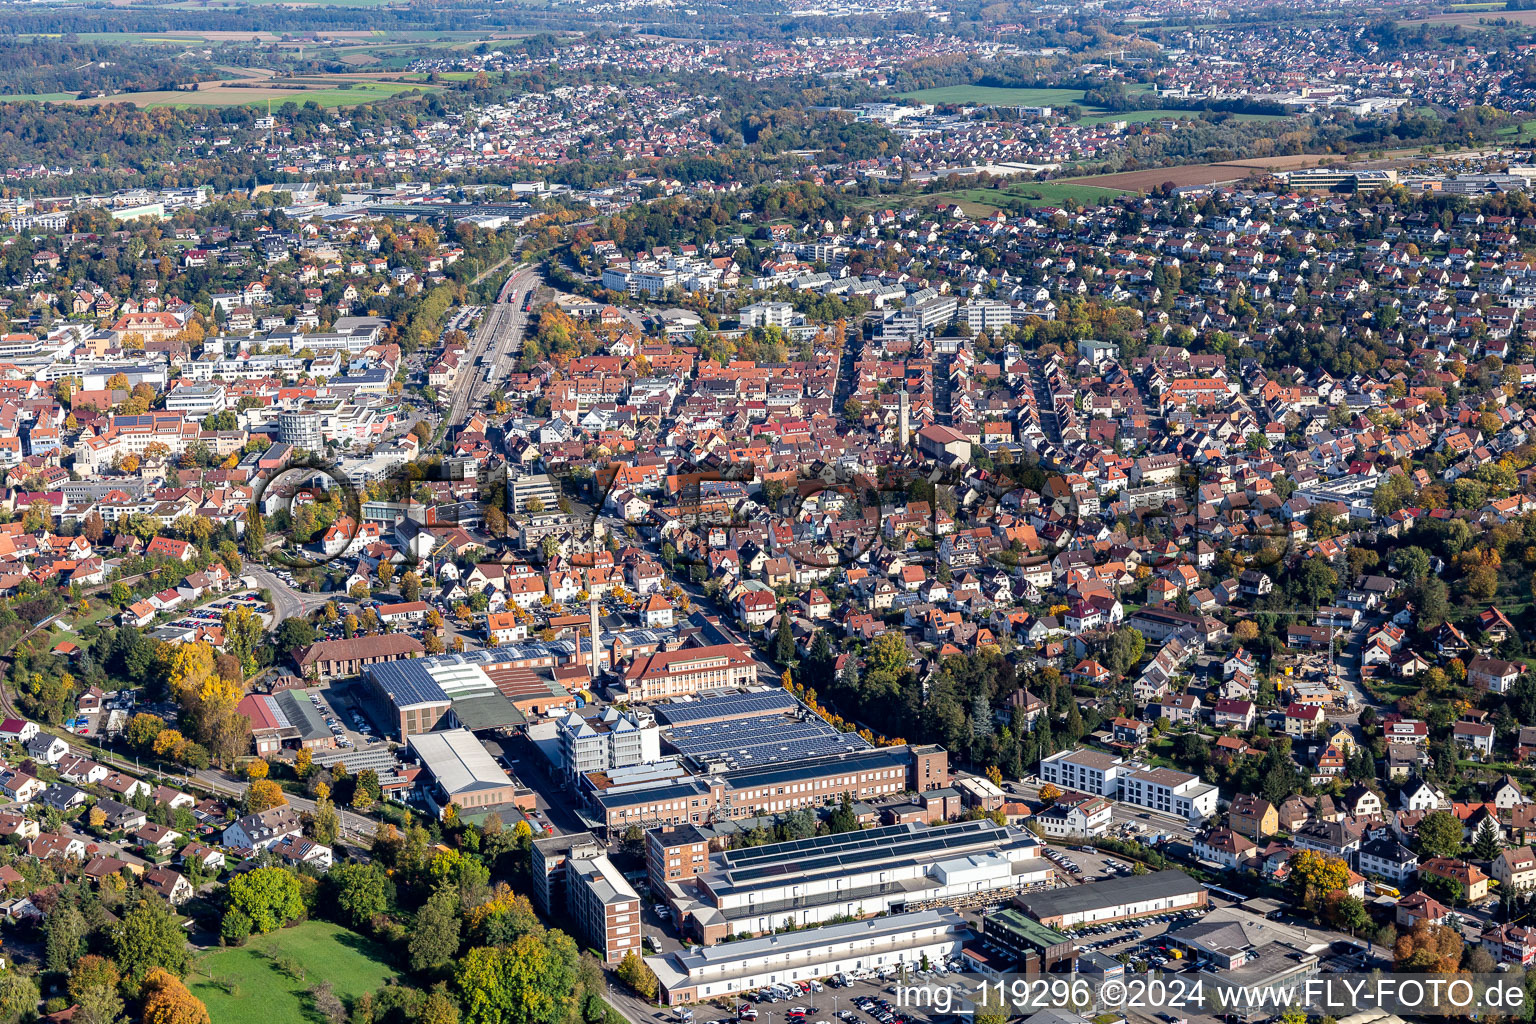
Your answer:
(654, 688), (801, 725)
(310, 746), (401, 774)
(666, 716), (869, 770)
(716, 821), (1014, 888)
(263, 695), (293, 731)
(721, 747), (906, 791)
(368, 660), (450, 708)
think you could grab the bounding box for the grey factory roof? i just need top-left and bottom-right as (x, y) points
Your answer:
(409, 728), (513, 796)
(665, 715), (869, 770)
(720, 746), (908, 791)
(654, 688), (803, 725)
(450, 693), (527, 731)
(710, 820), (1027, 891)
(1015, 870), (1204, 920)
(589, 777), (713, 811)
(668, 907), (967, 971)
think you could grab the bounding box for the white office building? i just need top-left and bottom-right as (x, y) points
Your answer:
(1119, 767), (1219, 822)
(558, 707), (662, 781)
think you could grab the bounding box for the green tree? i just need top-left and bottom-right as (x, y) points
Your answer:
(126, 713), (166, 751)
(410, 889), (463, 973)
(1472, 817), (1503, 861)
(1329, 893), (1372, 937)
(244, 505), (266, 555)
(226, 867), (305, 935)
(827, 792), (859, 834)
(72, 976), (123, 1024)
(1412, 576), (1451, 633)
(0, 971), (39, 1024)
(45, 903), (86, 973)
(454, 931), (579, 1024)
(114, 898), (191, 986)
(1104, 628), (1146, 675)
(275, 617), (318, 655)
(774, 610), (794, 663)
(421, 988), (461, 1024)
(1415, 810), (1465, 860)
(326, 863), (393, 930)
(310, 796), (340, 846)
(615, 950), (658, 1000)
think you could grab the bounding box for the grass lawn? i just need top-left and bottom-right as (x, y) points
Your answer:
(190, 921), (399, 1024)
(917, 179), (1133, 217)
(1008, 180), (1134, 206)
(0, 92), (76, 102)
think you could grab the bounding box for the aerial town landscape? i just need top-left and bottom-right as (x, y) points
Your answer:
(14, 0), (1536, 1022)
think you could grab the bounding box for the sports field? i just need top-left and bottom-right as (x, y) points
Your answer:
(190, 921), (399, 1024)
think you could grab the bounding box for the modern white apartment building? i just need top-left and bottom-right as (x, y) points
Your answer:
(1119, 767), (1218, 822)
(1038, 748), (1126, 797)
(1039, 748), (1217, 822)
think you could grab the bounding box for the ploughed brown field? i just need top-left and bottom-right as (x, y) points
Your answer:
(1063, 154), (1341, 193)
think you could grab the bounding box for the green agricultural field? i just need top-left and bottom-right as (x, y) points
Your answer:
(0, 92), (76, 103)
(191, 921), (399, 1024)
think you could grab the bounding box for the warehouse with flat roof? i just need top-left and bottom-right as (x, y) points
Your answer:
(1014, 869), (1207, 929)
(646, 908), (972, 1005)
(664, 819), (1052, 944)
(409, 727), (531, 819)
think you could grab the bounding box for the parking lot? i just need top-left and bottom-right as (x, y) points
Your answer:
(1066, 907), (1210, 963)
(680, 959), (972, 1024)
(1040, 844), (1141, 886)
(163, 589), (274, 633)
(309, 681), (391, 751)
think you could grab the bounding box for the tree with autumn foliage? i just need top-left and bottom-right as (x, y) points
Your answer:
(244, 778), (286, 814)
(1287, 849), (1351, 914)
(169, 642), (248, 765)
(141, 967), (211, 1024)
(1394, 918), (1463, 973)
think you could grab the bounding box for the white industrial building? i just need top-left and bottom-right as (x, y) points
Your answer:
(647, 908), (971, 1004)
(663, 820), (1051, 943)
(557, 706), (661, 781)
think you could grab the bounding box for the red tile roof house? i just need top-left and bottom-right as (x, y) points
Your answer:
(143, 867), (193, 906)
(131, 822), (182, 856)
(100, 772), (150, 800)
(120, 600), (157, 628)
(0, 719), (37, 744)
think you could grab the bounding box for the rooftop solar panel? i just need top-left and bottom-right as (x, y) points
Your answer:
(655, 689), (801, 725)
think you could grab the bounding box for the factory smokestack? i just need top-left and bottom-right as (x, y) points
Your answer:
(589, 593), (602, 680)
